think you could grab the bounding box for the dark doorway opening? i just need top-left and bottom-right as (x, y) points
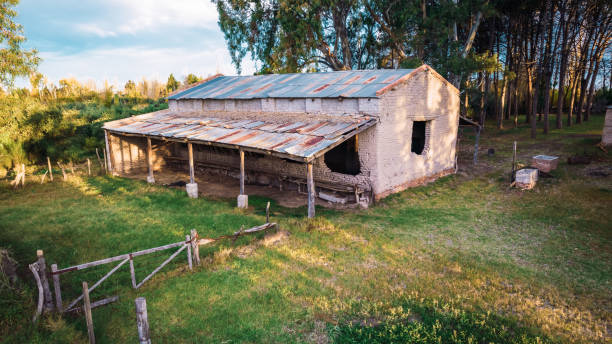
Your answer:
(324, 136), (360, 175)
(411, 121), (427, 155)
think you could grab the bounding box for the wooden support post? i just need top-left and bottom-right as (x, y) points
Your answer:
(36, 250), (54, 312)
(307, 163), (315, 218)
(511, 141), (517, 182)
(87, 158), (91, 176)
(82, 282), (95, 344)
(185, 235), (192, 270)
(135, 297), (151, 344)
(188, 142), (195, 184)
(50, 264), (62, 312)
(129, 255), (137, 289)
(147, 137), (155, 183)
(239, 149), (245, 195)
(266, 201), (270, 223)
(190, 229), (200, 265)
(102, 148), (108, 173)
(473, 126), (481, 165)
(104, 131), (112, 173)
(47, 157), (53, 181)
(21, 164), (25, 187)
(95, 148), (104, 172)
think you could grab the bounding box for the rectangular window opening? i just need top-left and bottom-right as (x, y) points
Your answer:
(411, 121), (427, 155)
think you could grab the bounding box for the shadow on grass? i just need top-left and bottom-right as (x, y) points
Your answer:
(330, 297), (555, 344)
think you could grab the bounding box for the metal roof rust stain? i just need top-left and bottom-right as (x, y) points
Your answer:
(167, 68), (431, 100)
(214, 130), (243, 141)
(311, 84), (330, 93)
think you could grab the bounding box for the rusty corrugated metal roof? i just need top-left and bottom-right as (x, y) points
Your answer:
(103, 110), (377, 162)
(167, 69), (416, 100)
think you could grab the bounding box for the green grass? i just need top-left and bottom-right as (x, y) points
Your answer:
(0, 114), (610, 343)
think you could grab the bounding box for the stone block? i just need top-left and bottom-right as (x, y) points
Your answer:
(186, 183), (198, 198)
(146, 175), (155, 184)
(237, 194), (248, 209)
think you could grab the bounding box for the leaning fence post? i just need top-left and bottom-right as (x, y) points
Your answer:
(185, 235), (192, 271)
(47, 157), (53, 181)
(135, 297), (151, 344)
(82, 282), (95, 344)
(50, 264), (63, 312)
(190, 229), (200, 265)
(36, 250), (54, 312)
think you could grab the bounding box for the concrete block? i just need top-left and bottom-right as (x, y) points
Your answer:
(237, 194), (248, 209)
(515, 168), (538, 190)
(186, 183), (198, 198)
(146, 175), (155, 184)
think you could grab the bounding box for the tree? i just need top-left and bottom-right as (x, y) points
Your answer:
(166, 74), (179, 92)
(184, 74), (201, 85)
(0, 0), (39, 87)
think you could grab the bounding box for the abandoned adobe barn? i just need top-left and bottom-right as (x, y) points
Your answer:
(102, 64), (460, 217)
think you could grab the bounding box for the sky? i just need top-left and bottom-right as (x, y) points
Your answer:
(15, 0), (255, 89)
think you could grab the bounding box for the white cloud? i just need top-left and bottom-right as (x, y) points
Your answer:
(76, 0), (220, 37)
(37, 46), (255, 90)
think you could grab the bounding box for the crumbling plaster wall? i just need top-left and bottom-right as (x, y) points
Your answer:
(372, 69), (459, 200)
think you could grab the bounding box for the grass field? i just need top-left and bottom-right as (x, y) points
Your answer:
(1, 115), (611, 343)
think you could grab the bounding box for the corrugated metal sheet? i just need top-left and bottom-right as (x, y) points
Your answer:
(167, 69), (415, 100)
(103, 111), (377, 161)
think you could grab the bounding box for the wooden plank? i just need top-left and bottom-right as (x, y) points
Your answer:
(65, 258), (129, 311)
(54, 241), (185, 274)
(50, 264), (63, 312)
(307, 163), (315, 218)
(129, 256), (137, 289)
(82, 282), (95, 344)
(239, 149), (245, 195)
(47, 157), (53, 181)
(36, 250), (54, 312)
(188, 142), (195, 184)
(135, 297), (151, 344)
(66, 296), (119, 313)
(136, 245), (186, 289)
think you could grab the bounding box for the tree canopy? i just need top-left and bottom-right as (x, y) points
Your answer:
(0, 0), (39, 88)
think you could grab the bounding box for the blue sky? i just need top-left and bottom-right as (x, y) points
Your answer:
(16, 0), (254, 89)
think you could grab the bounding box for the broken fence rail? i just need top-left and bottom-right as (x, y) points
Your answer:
(46, 220), (276, 313)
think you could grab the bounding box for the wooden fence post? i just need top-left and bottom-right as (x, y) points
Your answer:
(50, 264), (63, 312)
(47, 157), (53, 181)
(190, 229), (200, 265)
(102, 148), (108, 173)
(266, 201), (270, 223)
(185, 235), (192, 271)
(135, 297), (151, 344)
(36, 250), (54, 312)
(87, 158), (91, 176)
(82, 282), (95, 344)
(21, 164), (26, 187)
(129, 255), (137, 289)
